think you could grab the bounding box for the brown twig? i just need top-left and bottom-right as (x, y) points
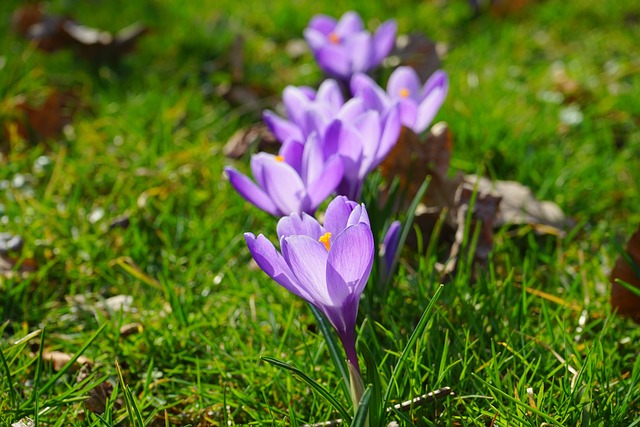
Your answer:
(301, 386), (454, 426)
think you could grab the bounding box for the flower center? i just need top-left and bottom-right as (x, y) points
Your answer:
(275, 155), (285, 162)
(328, 32), (340, 45)
(319, 232), (332, 251)
(399, 88), (410, 98)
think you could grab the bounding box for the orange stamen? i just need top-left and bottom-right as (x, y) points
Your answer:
(328, 32), (340, 44)
(399, 88), (410, 98)
(275, 155), (285, 162)
(319, 232), (332, 251)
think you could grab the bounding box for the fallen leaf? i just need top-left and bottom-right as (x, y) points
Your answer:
(490, 0), (535, 17)
(0, 233), (24, 254)
(380, 123), (458, 208)
(41, 350), (92, 371)
(223, 123), (278, 158)
(12, 3), (147, 62)
(119, 322), (143, 338)
(380, 122), (569, 279)
(75, 363), (114, 414)
(11, 418), (35, 427)
(610, 225), (640, 322)
(464, 174), (570, 234)
(0, 255), (37, 279)
(390, 33), (444, 82)
(108, 214), (130, 230)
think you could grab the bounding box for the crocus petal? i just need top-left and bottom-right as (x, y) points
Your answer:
(326, 222), (374, 299)
(387, 66), (422, 101)
(371, 20), (397, 65)
(351, 74), (389, 113)
(245, 233), (314, 301)
(373, 105), (401, 169)
(304, 28), (329, 50)
(225, 166), (280, 216)
(397, 99), (418, 129)
(302, 105), (331, 138)
(347, 32), (374, 73)
(337, 98), (366, 122)
(301, 133), (325, 186)
(346, 203), (370, 227)
(279, 139), (304, 175)
(281, 235), (331, 304)
(307, 154), (344, 209)
(261, 159), (308, 215)
(283, 86), (313, 127)
(414, 71), (449, 133)
(263, 110), (303, 143)
(316, 79), (344, 111)
(316, 45), (351, 79)
(353, 110), (381, 177)
(307, 15), (336, 35)
(324, 196), (358, 236)
(420, 70), (449, 102)
(335, 11), (364, 37)
(277, 212), (324, 241)
(381, 220), (401, 278)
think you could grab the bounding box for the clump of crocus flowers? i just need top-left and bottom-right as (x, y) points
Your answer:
(224, 9), (449, 417)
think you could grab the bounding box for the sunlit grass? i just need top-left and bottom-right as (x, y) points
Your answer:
(1, 0), (639, 425)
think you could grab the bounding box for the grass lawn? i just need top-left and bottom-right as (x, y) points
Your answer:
(1, 0), (640, 425)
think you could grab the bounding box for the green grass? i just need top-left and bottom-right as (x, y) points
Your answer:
(1, 0), (640, 425)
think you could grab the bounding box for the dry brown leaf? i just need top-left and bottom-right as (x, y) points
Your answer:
(41, 350), (92, 371)
(490, 0), (535, 17)
(75, 362), (114, 414)
(0, 233), (24, 254)
(380, 122), (456, 207)
(11, 418), (34, 427)
(223, 123), (278, 159)
(391, 33), (443, 83)
(0, 255), (37, 279)
(119, 322), (143, 338)
(464, 174), (570, 234)
(610, 225), (640, 322)
(12, 3), (147, 62)
(14, 90), (77, 143)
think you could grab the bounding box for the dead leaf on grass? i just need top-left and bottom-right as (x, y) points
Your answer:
(40, 350), (92, 371)
(11, 418), (35, 427)
(12, 3), (147, 62)
(223, 123), (278, 158)
(0, 255), (37, 279)
(390, 33), (445, 82)
(380, 122), (570, 278)
(76, 363), (114, 414)
(0, 233), (24, 254)
(119, 322), (143, 338)
(464, 174), (570, 235)
(610, 225), (640, 322)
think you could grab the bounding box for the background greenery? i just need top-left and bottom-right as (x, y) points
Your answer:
(1, 0), (639, 425)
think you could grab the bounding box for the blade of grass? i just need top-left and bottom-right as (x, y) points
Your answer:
(351, 386), (372, 427)
(360, 342), (383, 427)
(308, 303), (350, 399)
(25, 322), (108, 407)
(383, 284), (444, 407)
(262, 356), (352, 423)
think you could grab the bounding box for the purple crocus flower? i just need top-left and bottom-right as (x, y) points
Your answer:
(351, 66), (449, 134)
(245, 196), (374, 373)
(322, 105), (401, 199)
(262, 79), (371, 153)
(263, 79), (346, 144)
(224, 133), (344, 216)
(304, 11), (397, 81)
